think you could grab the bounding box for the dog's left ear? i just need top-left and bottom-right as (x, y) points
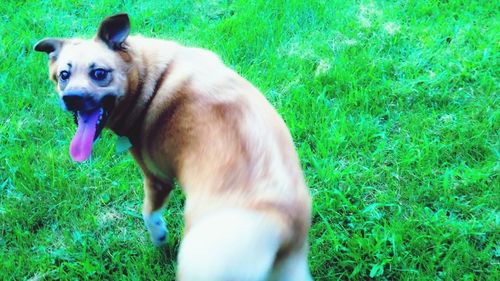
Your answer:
(97, 13), (130, 50)
(34, 38), (64, 60)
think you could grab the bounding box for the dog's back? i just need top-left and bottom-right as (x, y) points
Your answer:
(124, 37), (312, 280)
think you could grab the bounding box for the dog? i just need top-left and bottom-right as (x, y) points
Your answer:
(34, 13), (312, 281)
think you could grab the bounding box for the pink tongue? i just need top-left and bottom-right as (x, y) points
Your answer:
(70, 109), (100, 162)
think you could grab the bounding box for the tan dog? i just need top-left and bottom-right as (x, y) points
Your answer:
(35, 13), (312, 281)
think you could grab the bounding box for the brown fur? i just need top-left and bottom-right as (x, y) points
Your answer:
(35, 14), (312, 280)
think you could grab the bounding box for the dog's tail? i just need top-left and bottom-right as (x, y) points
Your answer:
(177, 208), (282, 281)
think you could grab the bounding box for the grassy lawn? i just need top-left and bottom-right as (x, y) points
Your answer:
(1, 0), (498, 280)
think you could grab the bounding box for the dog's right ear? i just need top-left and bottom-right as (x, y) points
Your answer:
(34, 38), (64, 60)
(97, 13), (130, 50)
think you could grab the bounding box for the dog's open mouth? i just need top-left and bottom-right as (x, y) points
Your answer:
(69, 108), (109, 162)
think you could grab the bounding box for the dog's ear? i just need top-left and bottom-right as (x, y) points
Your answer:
(34, 38), (64, 60)
(97, 13), (130, 50)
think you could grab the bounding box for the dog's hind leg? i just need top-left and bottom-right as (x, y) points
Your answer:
(177, 208), (282, 281)
(142, 176), (173, 246)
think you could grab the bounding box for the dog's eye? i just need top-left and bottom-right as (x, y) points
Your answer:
(90, 69), (108, 81)
(59, 70), (71, 81)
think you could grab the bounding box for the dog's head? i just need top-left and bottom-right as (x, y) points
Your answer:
(35, 14), (131, 162)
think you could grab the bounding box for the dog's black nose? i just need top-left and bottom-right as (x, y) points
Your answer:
(62, 92), (84, 111)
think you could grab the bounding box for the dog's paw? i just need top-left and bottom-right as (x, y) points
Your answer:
(143, 210), (168, 246)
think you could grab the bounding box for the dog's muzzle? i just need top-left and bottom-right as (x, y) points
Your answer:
(62, 90), (116, 113)
(60, 90), (118, 162)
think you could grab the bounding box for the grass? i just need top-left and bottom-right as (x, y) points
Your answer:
(0, 0), (498, 279)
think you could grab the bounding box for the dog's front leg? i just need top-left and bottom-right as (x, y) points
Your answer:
(142, 176), (173, 246)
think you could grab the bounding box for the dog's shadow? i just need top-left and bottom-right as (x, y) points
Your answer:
(157, 240), (180, 264)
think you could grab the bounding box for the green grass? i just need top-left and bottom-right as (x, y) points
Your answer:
(1, 0), (498, 280)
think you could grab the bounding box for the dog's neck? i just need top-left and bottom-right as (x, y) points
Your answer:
(106, 62), (144, 145)
(107, 37), (178, 147)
